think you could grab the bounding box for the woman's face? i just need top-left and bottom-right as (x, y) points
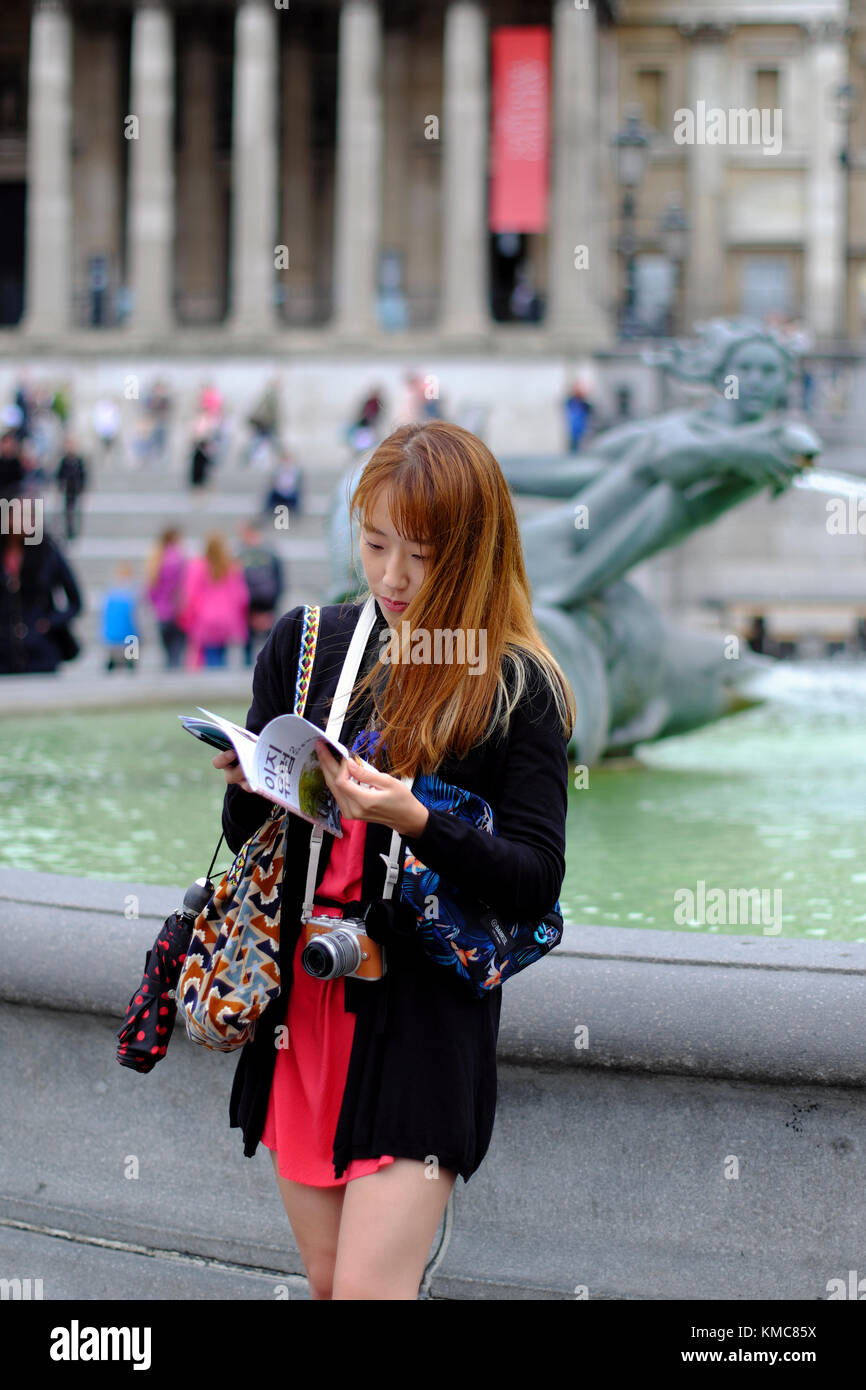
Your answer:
(360, 490), (432, 618)
(721, 340), (789, 421)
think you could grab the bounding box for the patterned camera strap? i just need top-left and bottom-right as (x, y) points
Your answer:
(300, 594), (403, 921)
(295, 605), (320, 717)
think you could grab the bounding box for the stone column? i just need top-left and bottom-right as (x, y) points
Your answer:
(73, 26), (123, 325)
(177, 34), (224, 322)
(547, 0), (614, 347)
(22, 0), (73, 337)
(804, 20), (849, 340)
(126, 0), (175, 336)
(439, 1), (489, 338)
(228, 0), (279, 335)
(332, 0), (383, 338)
(681, 22), (730, 328)
(281, 38), (315, 325)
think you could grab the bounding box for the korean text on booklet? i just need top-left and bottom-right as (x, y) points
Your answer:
(178, 707), (374, 837)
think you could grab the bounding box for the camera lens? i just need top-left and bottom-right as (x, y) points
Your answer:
(301, 939), (335, 978)
(301, 928), (362, 980)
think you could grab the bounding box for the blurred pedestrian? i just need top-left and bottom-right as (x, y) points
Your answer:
(102, 561), (139, 672)
(564, 381), (593, 453)
(510, 266), (541, 322)
(93, 394), (121, 468)
(29, 384), (62, 478)
(263, 449), (303, 520)
(199, 381), (223, 423)
(50, 382), (71, 427)
(237, 519), (285, 668)
(189, 431), (213, 489)
(345, 385), (386, 455)
(421, 387), (443, 422)
(143, 377), (172, 467)
(0, 508), (82, 674)
(55, 434), (88, 541)
(245, 378), (281, 467)
(197, 381), (225, 467)
(745, 615), (769, 656)
(357, 385), (384, 432)
(145, 526), (188, 668)
(0, 430), (25, 500)
(391, 371), (425, 428)
(178, 532), (249, 669)
(13, 372), (33, 443)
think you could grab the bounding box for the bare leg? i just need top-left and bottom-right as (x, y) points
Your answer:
(269, 1148), (346, 1300)
(331, 1158), (457, 1301)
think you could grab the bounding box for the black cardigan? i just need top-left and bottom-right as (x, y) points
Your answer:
(221, 598), (569, 1183)
(0, 533), (82, 674)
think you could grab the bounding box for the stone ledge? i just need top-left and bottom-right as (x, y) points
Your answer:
(1, 875), (864, 1300)
(1, 868), (864, 1084)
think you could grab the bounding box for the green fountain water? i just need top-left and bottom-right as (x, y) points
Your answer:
(2, 658), (863, 941)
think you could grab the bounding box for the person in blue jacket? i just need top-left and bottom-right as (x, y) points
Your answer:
(102, 561), (139, 672)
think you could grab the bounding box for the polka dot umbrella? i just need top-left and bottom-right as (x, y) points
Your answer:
(115, 848), (222, 1072)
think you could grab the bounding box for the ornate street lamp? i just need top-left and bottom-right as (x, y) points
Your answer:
(613, 103), (651, 339)
(828, 80), (860, 167)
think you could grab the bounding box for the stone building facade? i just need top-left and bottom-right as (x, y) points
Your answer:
(0, 0), (863, 353)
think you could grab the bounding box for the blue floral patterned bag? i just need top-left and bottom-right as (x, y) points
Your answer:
(398, 771), (564, 998)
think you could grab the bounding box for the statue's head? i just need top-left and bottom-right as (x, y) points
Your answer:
(715, 333), (794, 422)
(644, 317), (799, 422)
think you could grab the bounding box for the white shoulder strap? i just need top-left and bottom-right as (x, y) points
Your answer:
(301, 596), (412, 922)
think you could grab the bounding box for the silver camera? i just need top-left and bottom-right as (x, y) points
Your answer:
(301, 913), (386, 981)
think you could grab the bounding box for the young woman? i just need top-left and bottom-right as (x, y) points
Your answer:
(145, 526), (188, 668)
(214, 421), (575, 1300)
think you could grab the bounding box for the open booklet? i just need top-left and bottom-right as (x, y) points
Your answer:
(179, 706), (372, 837)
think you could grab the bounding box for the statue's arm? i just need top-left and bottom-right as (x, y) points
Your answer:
(503, 457), (601, 497)
(675, 476), (766, 534)
(648, 416), (806, 493)
(502, 423), (658, 496)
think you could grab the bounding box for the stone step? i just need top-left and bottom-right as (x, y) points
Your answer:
(43, 501), (332, 541)
(59, 558), (333, 597)
(59, 571), (340, 651)
(65, 491), (332, 513)
(64, 592), (327, 649)
(56, 459), (356, 494)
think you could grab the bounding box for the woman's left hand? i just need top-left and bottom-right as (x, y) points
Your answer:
(315, 740), (429, 838)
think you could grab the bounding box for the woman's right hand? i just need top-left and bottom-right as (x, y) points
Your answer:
(212, 748), (254, 794)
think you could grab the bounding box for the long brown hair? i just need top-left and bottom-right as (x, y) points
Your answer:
(204, 532), (234, 582)
(341, 421), (576, 778)
(145, 526), (181, 590)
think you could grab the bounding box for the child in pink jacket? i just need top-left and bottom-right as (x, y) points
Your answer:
(179, 534), (249, 669)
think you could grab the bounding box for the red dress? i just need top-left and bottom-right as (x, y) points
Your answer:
(260, 816), (396, 1186)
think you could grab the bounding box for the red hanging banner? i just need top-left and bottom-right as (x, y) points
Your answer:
(489, 26), (551, 233)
